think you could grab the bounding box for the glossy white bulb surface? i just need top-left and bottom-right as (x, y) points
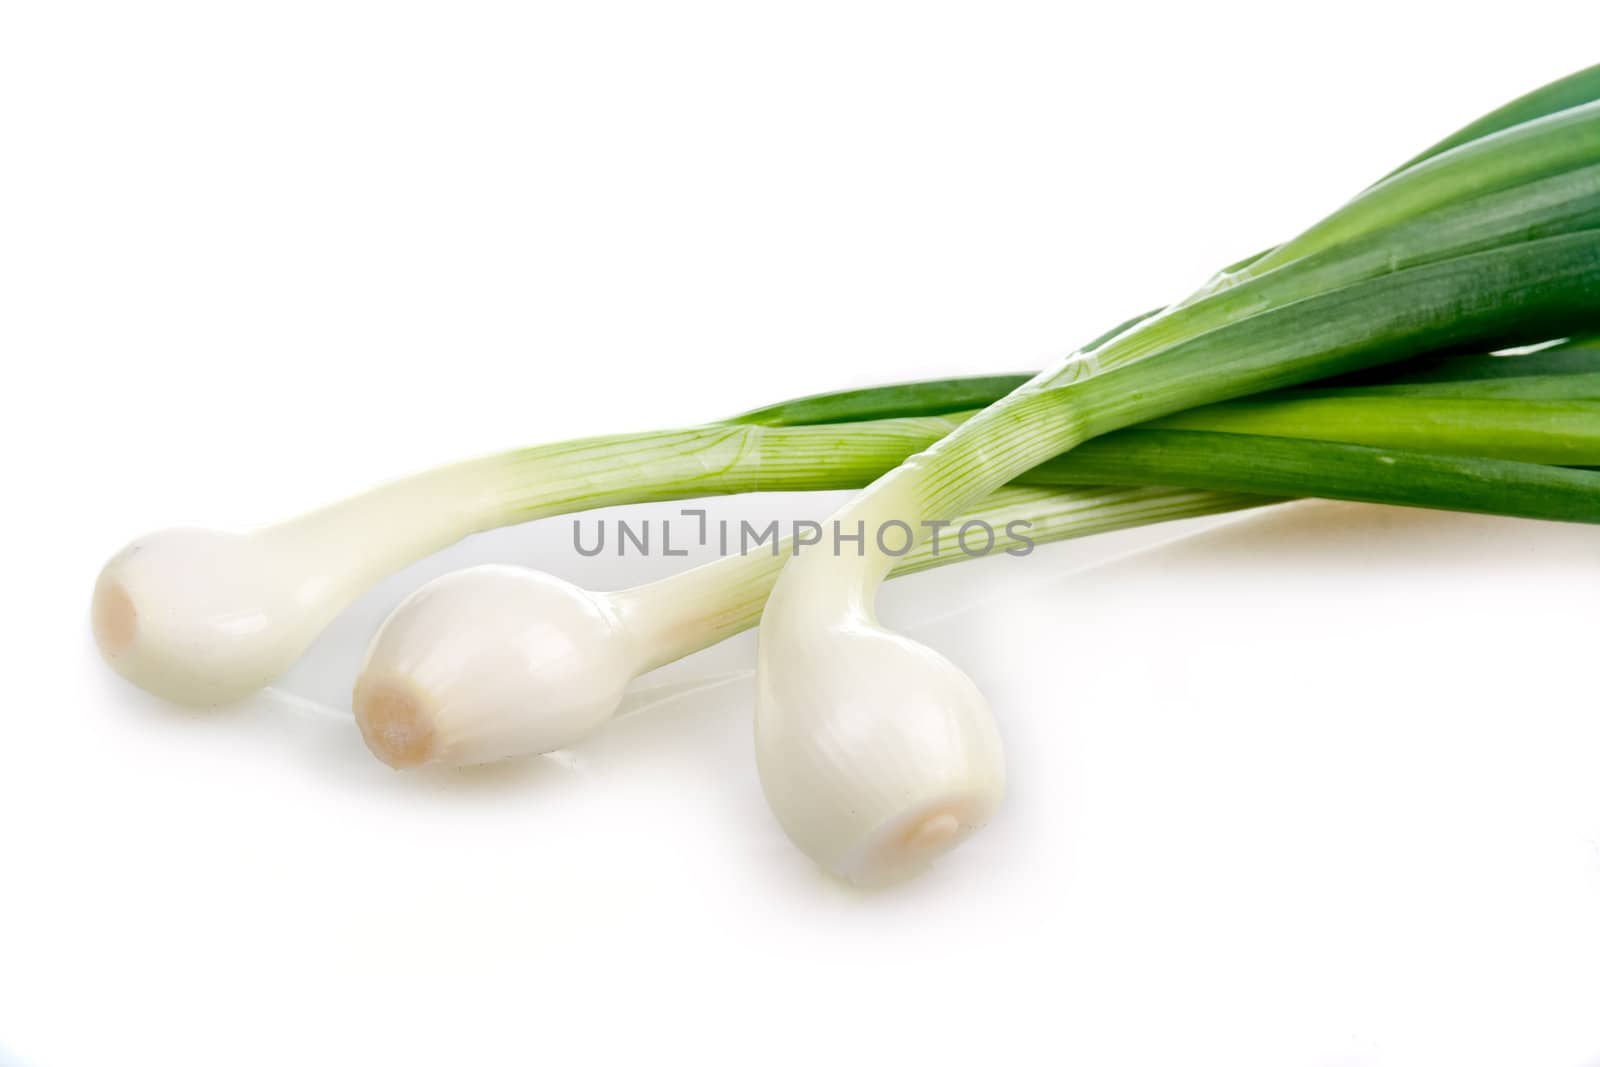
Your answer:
(92, 527), (350, 706)
(751, 468), (1009, 885)
(92, 465), (502, 706)
(754, 570), (1006, 885)
(353, 566), (637, 768)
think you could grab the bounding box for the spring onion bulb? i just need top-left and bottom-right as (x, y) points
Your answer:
(752, 78), (1600, 880)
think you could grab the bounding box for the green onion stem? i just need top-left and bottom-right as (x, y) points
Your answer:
(1027, 433), (1600, 525)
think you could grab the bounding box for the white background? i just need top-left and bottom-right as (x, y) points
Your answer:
(4, 2), (1600, 1064)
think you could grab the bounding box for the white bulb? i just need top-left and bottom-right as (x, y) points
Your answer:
(92, 527), (337, 706)
(91, 461), (508, 706)
(755, 614), (1006, 886)
(353, 566), (636, 768)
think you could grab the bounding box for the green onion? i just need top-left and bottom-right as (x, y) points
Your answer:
(750, 78), (1600, 882)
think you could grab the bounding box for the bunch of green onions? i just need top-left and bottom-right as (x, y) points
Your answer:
(93, 65), (1600, 885)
